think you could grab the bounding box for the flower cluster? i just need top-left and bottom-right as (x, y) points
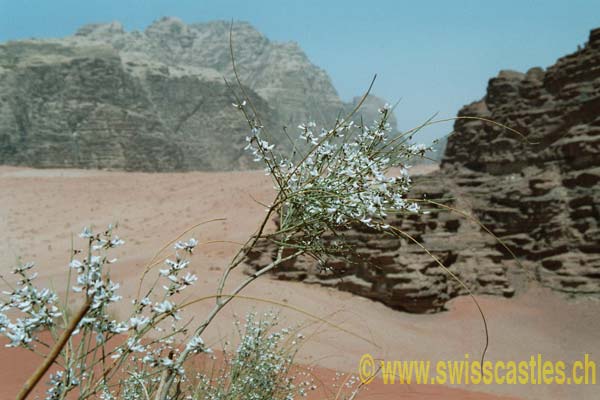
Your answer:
(69, 226), (127, 339)
(71, 226), (123, 305)
(196, 311), (313, 400)
(46, 369), (79, 400)
(109, 233), (204, 368)
(0, 262), (61, 348)
(240, 101), (430, 254)
(0, 224), (212, 399)
(159, 243), (198, 297)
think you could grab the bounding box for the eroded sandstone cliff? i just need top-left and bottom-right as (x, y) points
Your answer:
(442, 27), (600, 295)
(247, 27), (600, 312)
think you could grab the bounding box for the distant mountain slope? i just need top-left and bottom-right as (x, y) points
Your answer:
(0, 17), (395, 170)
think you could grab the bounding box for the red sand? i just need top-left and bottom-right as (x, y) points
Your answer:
(0, 337), (517, 400)
(1, 166), (598, 399)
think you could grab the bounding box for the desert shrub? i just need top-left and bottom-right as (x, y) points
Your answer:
(192, 311), (314, 400)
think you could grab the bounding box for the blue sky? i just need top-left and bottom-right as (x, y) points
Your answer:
(1, 0), (598, 143)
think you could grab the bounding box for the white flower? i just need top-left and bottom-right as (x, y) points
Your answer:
(182, 272), (198, 286)
(160, 357), (174, 367)
(185, 335), (207, 353)
(13, 262), (34, 274)
(139, 297), (151, 306)
(126, 337), (146, 353)
(109, 237), (124, 247)
(5, 327), (30, 347)
(408, 202), (420, 213)
(174, 238), (198, 253)
(79, 227), (93, 238)
(378, 103), (391, 113)
(129, 315), (150, 331)
(153, 300), (175, 314)
(109, 322), (128, 334)
(69, 260), (84, 272)
(164, 258), (189, 271)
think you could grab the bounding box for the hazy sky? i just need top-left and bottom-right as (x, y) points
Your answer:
(1, 0), (598, 143)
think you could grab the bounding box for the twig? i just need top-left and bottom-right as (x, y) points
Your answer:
(17, 297), (93, 400)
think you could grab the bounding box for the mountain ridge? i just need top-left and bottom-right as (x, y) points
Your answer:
(0, 17), (396, 171)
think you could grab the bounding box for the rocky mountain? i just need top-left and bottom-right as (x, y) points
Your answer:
(0, 17), (395, 171)
(248, 27), (600, 313)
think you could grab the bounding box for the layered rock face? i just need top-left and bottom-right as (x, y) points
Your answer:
(0, 17), (394, 171)
(248, 28), (600, 312)
(247, 175), (515, 313)
(72, 19), (347, 129)
(0, 43), (185, 171)
(442, 28), (600, 295)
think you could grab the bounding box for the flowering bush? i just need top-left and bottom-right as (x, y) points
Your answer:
(196, 311), (315, 400)
(1, 76), (432, 399)
(239, 97), (430, 265)
(1, 226), (207, 398)
(1, 227), (318, 400)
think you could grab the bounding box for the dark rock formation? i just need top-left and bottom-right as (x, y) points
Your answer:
(247, 27), (600, 312)
(442, 27), (600, 295)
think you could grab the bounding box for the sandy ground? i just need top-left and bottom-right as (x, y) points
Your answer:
(0, 165), (598, 399)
